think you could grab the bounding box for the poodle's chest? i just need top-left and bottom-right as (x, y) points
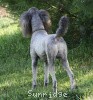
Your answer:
(35, 43), (45, 57)
(31, 37), (46, 58)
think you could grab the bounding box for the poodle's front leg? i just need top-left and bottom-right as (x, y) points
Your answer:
(44, 61), (49, 87)
(31, 53), (38, 89)
(49, 63), (57, 93)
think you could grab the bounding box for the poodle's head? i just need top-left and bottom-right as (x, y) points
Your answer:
(20, 7), (51, 38)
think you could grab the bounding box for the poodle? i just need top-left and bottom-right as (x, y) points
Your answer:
(20, 7), (76, 92)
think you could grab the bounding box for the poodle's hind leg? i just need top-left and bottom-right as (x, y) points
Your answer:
(46, 45), (58, 93)
(62, 58), (76, 90)
(48, 57), (57, 93)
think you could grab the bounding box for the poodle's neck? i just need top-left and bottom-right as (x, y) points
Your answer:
(31, 13), (44, 33)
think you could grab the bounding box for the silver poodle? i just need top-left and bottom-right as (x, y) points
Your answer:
(20, 7), (76, 92)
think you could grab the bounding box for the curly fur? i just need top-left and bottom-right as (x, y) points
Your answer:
(39, 9), (51, 32)
(56, 16), (69, 37)
(20, 11), (32, 37)
(20, 7), (51, 37)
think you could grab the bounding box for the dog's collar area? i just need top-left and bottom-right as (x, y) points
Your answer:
(33, 29), (45, 33)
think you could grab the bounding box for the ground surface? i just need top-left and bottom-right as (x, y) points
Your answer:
(0, 6), (9, 17)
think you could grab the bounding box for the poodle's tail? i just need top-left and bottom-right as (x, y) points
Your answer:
(55, 16), (69, 37)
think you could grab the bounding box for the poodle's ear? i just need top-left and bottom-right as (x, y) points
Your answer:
(20, 11), (32, 38)
(39, 10), (51, 32)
